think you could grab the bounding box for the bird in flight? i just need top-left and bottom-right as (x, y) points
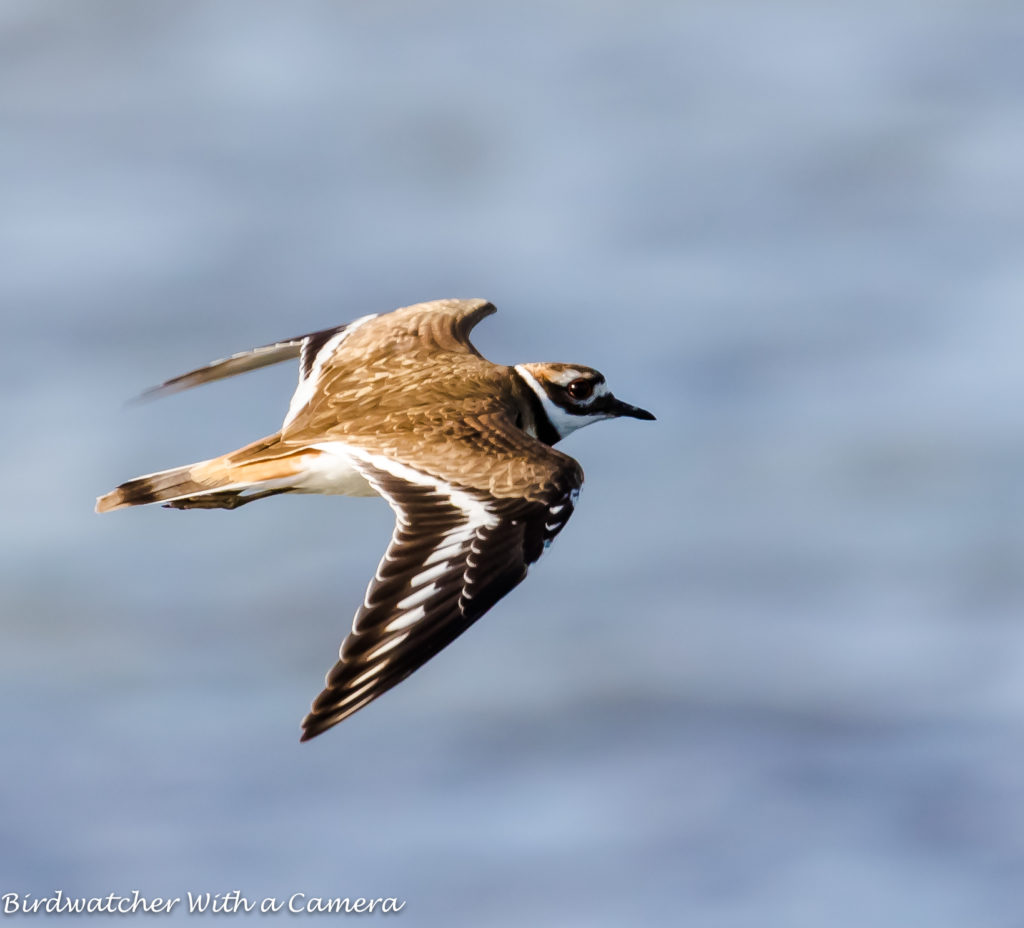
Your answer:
(97, 299), (655, 740)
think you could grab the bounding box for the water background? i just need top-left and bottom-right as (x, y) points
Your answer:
(2, 1), (1024, 925)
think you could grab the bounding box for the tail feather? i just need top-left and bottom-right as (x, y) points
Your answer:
(95, 432), (314, 514)
(95, 459), (237, 513)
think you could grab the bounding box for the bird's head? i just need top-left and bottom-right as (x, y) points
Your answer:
(514, 362), (655, 443)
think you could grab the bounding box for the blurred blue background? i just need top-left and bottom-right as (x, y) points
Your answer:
(2, 1), (1024, 925)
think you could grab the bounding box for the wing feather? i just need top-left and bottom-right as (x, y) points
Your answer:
(299, 444), (582, 741)
(137, 324), (354, 400)
(135, 299), (496, 402)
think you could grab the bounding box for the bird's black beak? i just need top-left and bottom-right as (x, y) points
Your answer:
(604, 395), (656, 421)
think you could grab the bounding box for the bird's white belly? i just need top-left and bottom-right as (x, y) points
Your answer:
(293, 442), (379, 497)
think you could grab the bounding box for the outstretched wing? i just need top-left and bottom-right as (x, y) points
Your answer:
(137, 322), (360, 400)
(300, 444), (581, 741)
(138, 298), (496, 402)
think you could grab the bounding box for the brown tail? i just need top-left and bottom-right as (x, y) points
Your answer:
(96, 457), (242, 513)
(96, 433), (308, 513)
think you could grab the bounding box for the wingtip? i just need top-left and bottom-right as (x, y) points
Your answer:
(121, 376), (192, 406)
(128, 384), (172, 405)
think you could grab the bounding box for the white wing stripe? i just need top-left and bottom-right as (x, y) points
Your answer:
(349, 450), (500, 641)
(396, 582), (440, 611)
(333, 678), (378, 708)
(423, 539), (468, 565)
(350, 450), (499, 532)
(384, 605), (427, 633)
(409, 561), (452, 587)
(364, 631), (411, 662)
(347, 661), (389, 689)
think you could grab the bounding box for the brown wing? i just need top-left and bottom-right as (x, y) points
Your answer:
(361, 297), (495, 356)
(300, 431), (582, 741)
(135, 298), (495, 402)
(268, 299), (502, 442)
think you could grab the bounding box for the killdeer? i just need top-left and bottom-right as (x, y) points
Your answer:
(97, 299), (654, 740)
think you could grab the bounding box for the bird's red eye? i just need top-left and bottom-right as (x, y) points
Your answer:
(567, 378), (594, 401)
